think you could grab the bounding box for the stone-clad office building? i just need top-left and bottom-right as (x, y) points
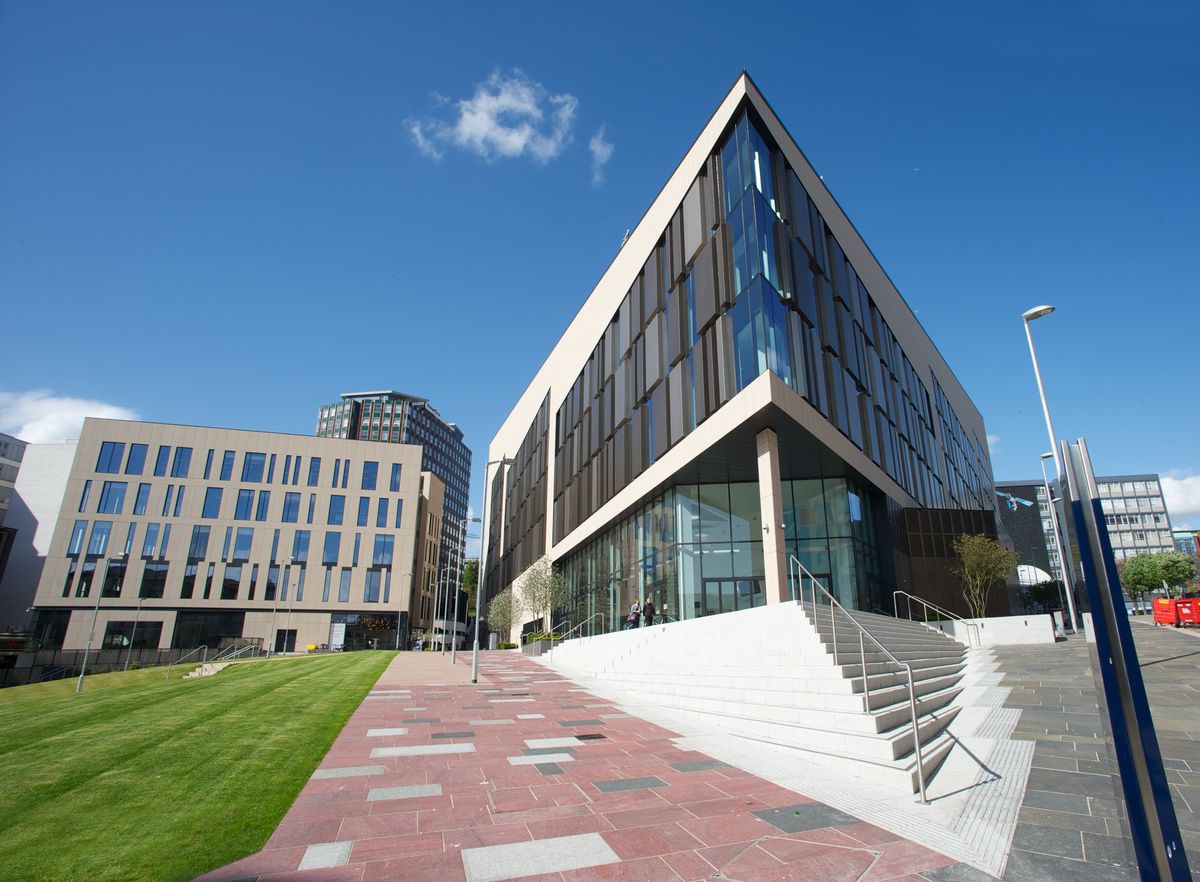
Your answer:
(28, 418), (443, 652)
(484, 73), (998, 629)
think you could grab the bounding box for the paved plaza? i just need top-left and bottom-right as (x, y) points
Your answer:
(198, 651), (977, 882)
(197, 619), (1200, 882)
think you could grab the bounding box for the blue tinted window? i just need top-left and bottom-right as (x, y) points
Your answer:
(323, 532), (340, 565)
(97, 481), (128, 514)
(256, 490), (270, 521)
(173, 485), (186, 517)
(159, 523), (171, 558)
(307, 457), (321, 486)
(221, 564), (241, 600)
(364, 570), (381, 603)
(327, 495), (345, 526)
(222, 526), (233, 559)
(338, 568), (351, 602)
(171, 447), (192, 478)
(153, 445), (171, 477)
(376, 498), (389, 528)
(233, 527), (254, 561)
(241, 452), (266, 483)
(188, 525), (210, 559)
(307, 494), (316, 524)
(88, 521), (113, 557)
(220, 450), (235, 481)
(203, 448), (214, 479)
(282, 492), (300, 523)
(394, 498), (403, 528)
(361, 461), (378, 491)
(161, 485), (174, 517)
(131, 483), (150, 515)
(140, 523), (159, 558)
(293, 529), (311, 562)
(68, 520), (88, 556)
(96, 442), (125, 473)
(357, 497), (370, 527)
(352, 533), (360, 566)
(372, 534), (394, 566)
(342, 461), (349, 489)
(78, 480), (92, 513)
(123, 521), (137, 556)
(292, 456), (302, 484)
(389, 463), (402, 492)
(125, 443), (148, 475)
(267, 453), (276, 484)
(270, 529), (279, 561)
(202, 487), (222, 518)
(332, 459), (341, 488)
(282, 455), (291, 486)
(234, 489), (254, 520)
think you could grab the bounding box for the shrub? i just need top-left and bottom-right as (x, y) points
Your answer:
(497, 642), (518, 650)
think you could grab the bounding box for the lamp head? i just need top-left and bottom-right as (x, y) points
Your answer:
(1040, 452), (1054, 460)
(1023, 305), (1055, 321)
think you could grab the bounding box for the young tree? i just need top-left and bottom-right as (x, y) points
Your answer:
(461, 559), (479, 612)
(486, 587), (522, 643)
(520, 555), (571, 631)
(1158, 551), (1198, 597)
(951, 534), (1020, 619)
(1120, 553), (1161, 609)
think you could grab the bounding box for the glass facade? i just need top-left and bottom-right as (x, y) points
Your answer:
(559, 476), (881, 634)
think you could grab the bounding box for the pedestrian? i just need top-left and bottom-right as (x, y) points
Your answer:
(642, 596), (656, 628)
(626, 601), (640, 630)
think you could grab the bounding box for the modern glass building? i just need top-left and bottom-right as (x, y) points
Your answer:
(27, 418), (444, 652)
(483, 73), (998, 634)
(316, 391), (471, 591)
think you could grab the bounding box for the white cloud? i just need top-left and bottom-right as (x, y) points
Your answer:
(406, 69), (577, 164)
(0, 389), (140, 443)
(589, 125), (614, 187)
(986, 434), (1000, 452)
(1162, 473), (1200, 528)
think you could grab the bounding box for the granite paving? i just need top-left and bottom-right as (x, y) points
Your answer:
(197, 650), (977, 881)
(993, 618), (1200, 880)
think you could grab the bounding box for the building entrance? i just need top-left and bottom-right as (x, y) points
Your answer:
(699, 578), (763, 616)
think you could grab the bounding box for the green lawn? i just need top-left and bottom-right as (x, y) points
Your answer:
(0, 651), (395, 882)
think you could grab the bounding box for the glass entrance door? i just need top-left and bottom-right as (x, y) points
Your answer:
(700, 578), (762, 616)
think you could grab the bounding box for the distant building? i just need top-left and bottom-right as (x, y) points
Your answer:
(27, 418), (443, 652)
(1173, 528), (1200, 567)
(0, 432), (30, 628)
(315, 391), (471, 589)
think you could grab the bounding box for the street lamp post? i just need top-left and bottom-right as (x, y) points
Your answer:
(472, 457), (514, 684)
(122, 589), (144, 672)
(284, 567), (298, 654)
(394, 572), (411, 650)
(452, 516), (482, 663)
(1023, 305), (1080, 627)
(77, 553), (126, 693)
(1040, 451), (1077, 632)
(435, 564), (448, 654)
(268, 557), (292, 657)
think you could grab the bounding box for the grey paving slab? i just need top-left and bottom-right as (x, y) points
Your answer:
(558, 718), (604, 726)
(297, 840), (352, 870)
(401, 717), (440, 723)
(525, 737), (582, 748)
(1016, 806), (1108, 834)
(670, 759), (731, 773)
(1020, 789), (1089, 814)
(1002, 849), (1136, 881)
(920, 863), (999, 881)
(1010, 823), (1084, 860)
(431, 731), (475, 739)
(507, 753), (575, 766)
(461, 831), (620, 882)
(310, 764), (386, 779)
(1081, 831), (1136, 867)
(535, 762), (564, 775)
(469, 719), (515, 726)
(522, 746), (578, 756)
(1023, 767), (1118, 800)
(753, 802), (858, 834)
(591, 776), (666, 793)
(367, 783), (443, 801)
(370, 743), (476, 758)
(365, 727), (409, 737)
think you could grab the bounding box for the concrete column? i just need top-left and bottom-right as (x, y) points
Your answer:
(756, 428), (788, 605)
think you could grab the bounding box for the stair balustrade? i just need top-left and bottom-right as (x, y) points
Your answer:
(893, 590), (981, 649)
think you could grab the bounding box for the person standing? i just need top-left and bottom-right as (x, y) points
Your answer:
(626, 601), (640, 629)
(642, 597), (657, 628)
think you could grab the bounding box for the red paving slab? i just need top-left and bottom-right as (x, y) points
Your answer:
(196, 651), (973, 882)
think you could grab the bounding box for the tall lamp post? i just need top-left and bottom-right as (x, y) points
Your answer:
(394, 572), (411, 650)
(472, 456), (514, 684)
(284, 565), (298, 654)
(1039, 451), (1078, 632)
(268, 557), (292, 657)
(122, 584), (145, 672)
(1023, 304), (1080, 627)
(435, 564), (450, 654)
(77, 553), (126, 693)
(452, 516), (482, 663)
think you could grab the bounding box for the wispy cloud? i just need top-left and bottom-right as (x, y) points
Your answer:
(1162, 472), (1200, 529)
(0, 389), (140, 443)
(406, 69), (578, 165)
(986, 434), (1000, 452)
(589, 125), (614, 187)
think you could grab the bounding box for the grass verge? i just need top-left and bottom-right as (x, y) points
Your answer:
(0, 651), (394, 882)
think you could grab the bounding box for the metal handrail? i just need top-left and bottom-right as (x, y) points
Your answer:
(215, 644), (259, 662)
(166, 645), (207, 680)
(893, 590), (981, 649)
(542, 618), (571, 650)
(37, 664), (75, 683)
(553, 611), (607, 647)
(789, 556), (927, 804)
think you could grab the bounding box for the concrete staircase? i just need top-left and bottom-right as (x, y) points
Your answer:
(184, 662), (231, 679)
(541, 602), (969, 793)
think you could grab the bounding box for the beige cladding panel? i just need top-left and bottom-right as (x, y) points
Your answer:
(36, 419), (427, 644)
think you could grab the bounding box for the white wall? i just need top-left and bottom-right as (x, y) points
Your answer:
(0, 442), (76, 629)
(927, 613), (1057, 646)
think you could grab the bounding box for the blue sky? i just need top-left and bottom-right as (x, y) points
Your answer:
(2, 1), (1198, 531)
